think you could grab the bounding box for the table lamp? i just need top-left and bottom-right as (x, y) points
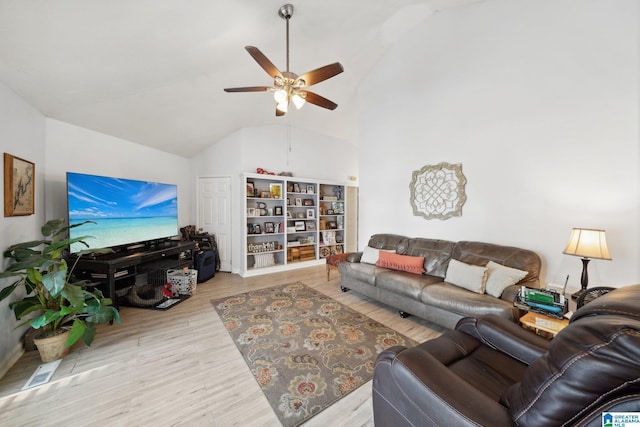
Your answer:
(563, 228), (612, 300)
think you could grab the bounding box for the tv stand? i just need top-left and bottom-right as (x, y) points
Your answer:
(70, 240), (195, 307)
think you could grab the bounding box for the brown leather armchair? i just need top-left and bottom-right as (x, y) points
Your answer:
(373, 284), (640, 426)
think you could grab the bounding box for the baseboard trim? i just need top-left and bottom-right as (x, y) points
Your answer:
(0, 343), (25, 380)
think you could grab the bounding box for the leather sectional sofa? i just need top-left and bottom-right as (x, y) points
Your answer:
(338, 234), (542, 329)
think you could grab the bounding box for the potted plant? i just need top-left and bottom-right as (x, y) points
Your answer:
(0, 218), (120, 362)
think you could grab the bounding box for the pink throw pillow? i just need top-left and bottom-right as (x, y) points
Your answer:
(376, 251), (425, 275)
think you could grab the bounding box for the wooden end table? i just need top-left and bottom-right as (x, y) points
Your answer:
(520, 311), (569, 339)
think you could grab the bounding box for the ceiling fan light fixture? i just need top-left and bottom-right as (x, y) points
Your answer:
(292, 92), (306, 109)
(276, 101), (288, 113)
(274, 89), (288, 104)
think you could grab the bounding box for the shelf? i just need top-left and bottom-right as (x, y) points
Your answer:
(243, 174), (349, 277)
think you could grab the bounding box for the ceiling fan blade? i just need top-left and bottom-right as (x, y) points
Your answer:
(304, 91), (338, 110)
(223, 86), (272, 93)
(297, 63), (344, 87)
(245, 46), (283, 79)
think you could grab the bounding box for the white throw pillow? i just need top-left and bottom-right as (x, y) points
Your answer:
(445, 259), (488, 294)
(485, 261), (529, 298)
(360, 246), (395, 265)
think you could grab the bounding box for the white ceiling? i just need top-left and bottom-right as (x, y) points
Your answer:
(0, 0), (479, 157)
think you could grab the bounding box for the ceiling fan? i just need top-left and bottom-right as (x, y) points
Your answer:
(224, 4), (344, 117)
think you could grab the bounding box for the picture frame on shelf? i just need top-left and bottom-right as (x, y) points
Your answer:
(303, 199), (314, 206)
(247, 208), (256, 217)
(264, 222), (275, 233)
(274, 206), (283, 216)
(336, 234), (343, 243)
(332, 202), (344, 214)
(248, 223), (261, 234)
(306, 222), (316, 231)
(286, 211), (292, 218)
(306, 209), (315, 219)
(287, 182), (294, 192)
(326, 209), (334, 215)
(293, 183), (301, 193)
(295, 221), (305, 231)
(327, 221), (338, 229)
(269, 183), (282, 199)
(296, 212), (305, 219)
(287, 226), (296, 233)
(246, 181), (254, 197)
(295, 198), (302, 206)
(306, 185), (315, 194)
(260, 191), (271, 198)
(322, 230), (337, 245)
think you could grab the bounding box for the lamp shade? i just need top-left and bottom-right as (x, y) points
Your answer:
(563, 228), (612, 260)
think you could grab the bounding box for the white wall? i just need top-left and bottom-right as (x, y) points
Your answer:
(0, 82), (46, 378)
(359, 0), (639, 292)
(190, 124), (358, 273)
(45, 119), (193, 227)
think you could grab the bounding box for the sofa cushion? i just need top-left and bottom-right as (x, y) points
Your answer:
(405, 238), (456, 278)
(485, 261), (529, 298)
(376, 251), (426, 275)
(420, 283), (517, 319)
(376, 271), (442, 300)
(367, 234), (410, 253)
(361, 246), (396, 265)
(445, 259), (488, 294)
(452, 241), (541, 285)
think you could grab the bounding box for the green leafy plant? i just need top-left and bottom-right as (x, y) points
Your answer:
(0, 218), (120, 347)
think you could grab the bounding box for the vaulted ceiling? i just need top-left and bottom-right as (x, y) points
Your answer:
(0, 0), (479, 157)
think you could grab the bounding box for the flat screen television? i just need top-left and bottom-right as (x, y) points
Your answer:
(66, 172), (178, 253)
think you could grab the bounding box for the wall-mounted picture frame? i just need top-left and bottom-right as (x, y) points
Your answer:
(294, 221), (305, 231)
(274, 206), (283, 216)
(269, 183), (282, 199)
(303, 199), (314, 206)
(4, 153), (35, 217)
(306, 209), (315, 219)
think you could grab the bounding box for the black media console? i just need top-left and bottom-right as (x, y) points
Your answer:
(70, 240), (196, 307)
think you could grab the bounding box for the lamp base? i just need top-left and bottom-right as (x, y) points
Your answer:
(571, 288), (588, 300)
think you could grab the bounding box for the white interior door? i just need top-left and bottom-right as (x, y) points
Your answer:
(197, 176), (232, 272)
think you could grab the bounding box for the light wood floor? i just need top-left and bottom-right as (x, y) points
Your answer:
(0, 265), (444, 427)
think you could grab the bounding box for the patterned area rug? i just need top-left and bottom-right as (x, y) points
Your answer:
(212, 282), (417, 426)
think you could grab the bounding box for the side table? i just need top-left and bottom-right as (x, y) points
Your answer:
(520, 311), (569, 339)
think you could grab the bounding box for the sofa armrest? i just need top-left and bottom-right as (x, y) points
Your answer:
(456, 314), (550, 365)
(373, 346), (513, 427)
(346, 252), (362, 263)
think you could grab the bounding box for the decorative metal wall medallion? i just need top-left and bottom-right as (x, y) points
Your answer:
(409, 162), (467, 220)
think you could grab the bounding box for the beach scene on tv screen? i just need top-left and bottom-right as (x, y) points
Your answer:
(67, 173), (178, 252)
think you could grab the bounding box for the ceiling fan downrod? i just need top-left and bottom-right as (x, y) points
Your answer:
(278, 4), (294, 73)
